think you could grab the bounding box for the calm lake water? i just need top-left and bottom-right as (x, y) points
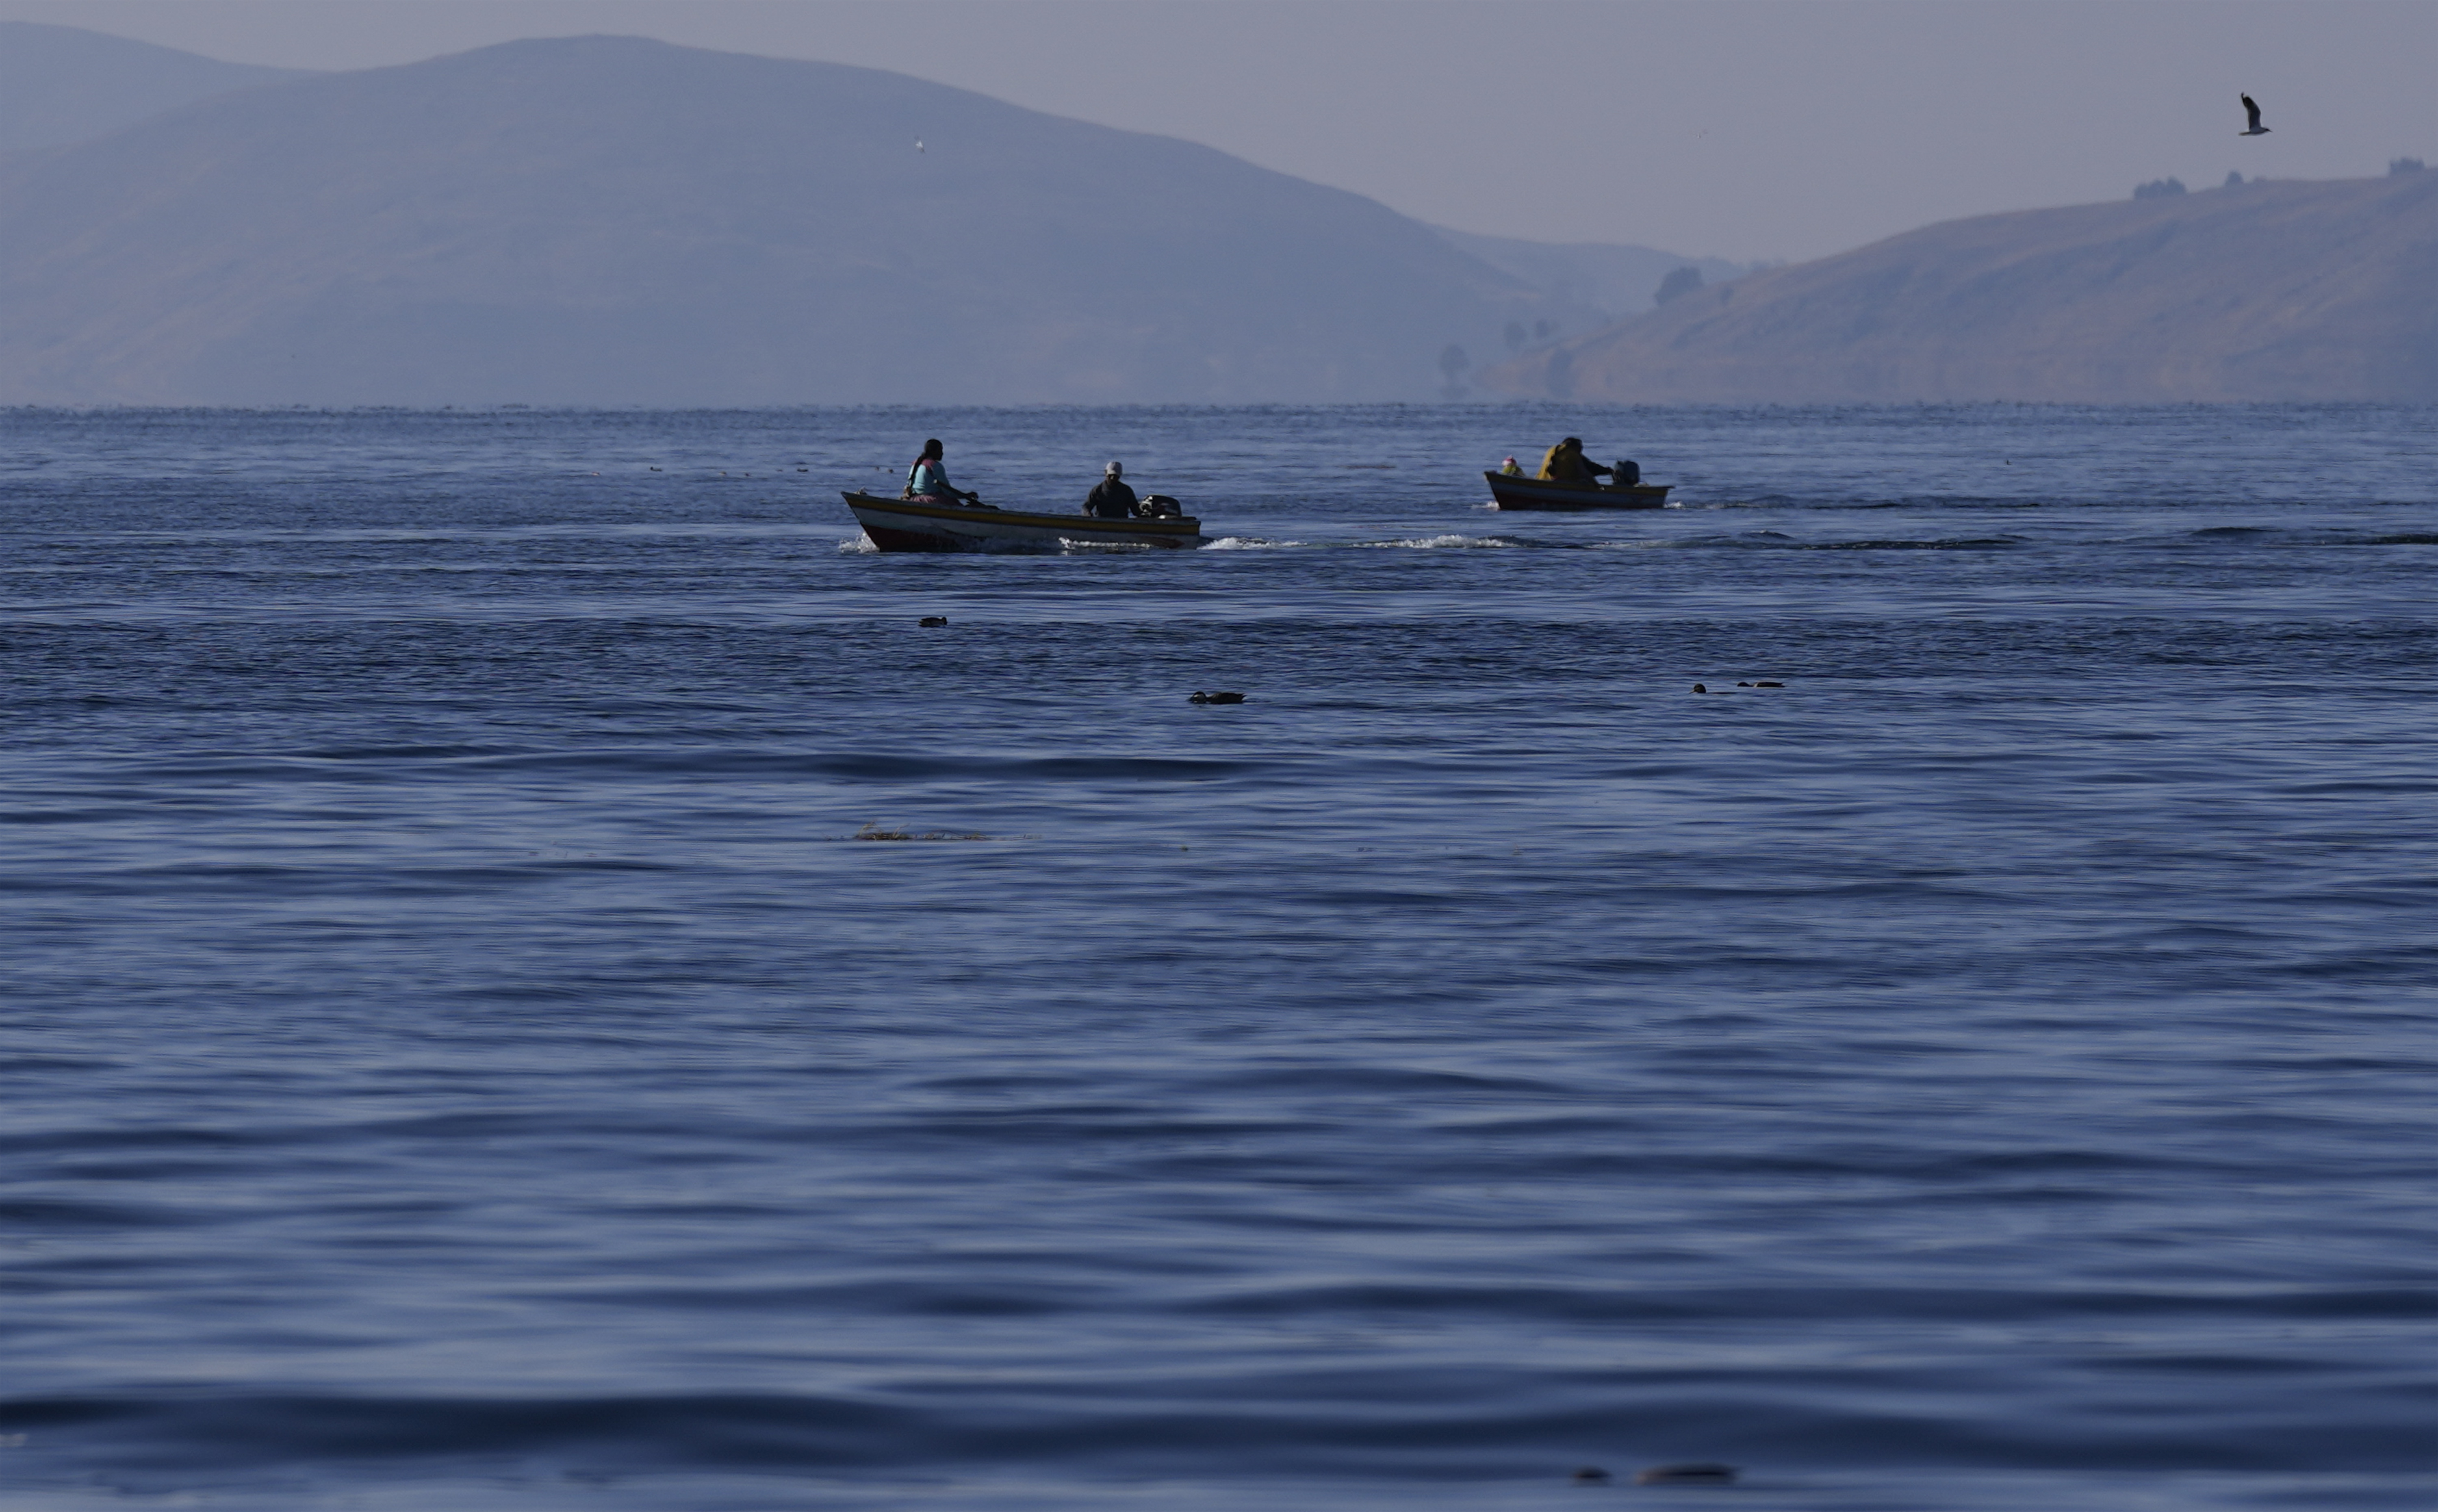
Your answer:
(2, 405), (2433, 1511)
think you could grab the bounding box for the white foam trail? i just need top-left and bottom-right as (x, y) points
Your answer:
(1202, 536), (1303, 550)
(836, 534), (878, 553)
(1374, 534), (1514, 549)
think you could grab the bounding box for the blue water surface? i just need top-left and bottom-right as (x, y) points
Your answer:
(2, 404), (2434, 1511)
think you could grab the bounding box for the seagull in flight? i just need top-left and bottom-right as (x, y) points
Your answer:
(915, 138), (925, 152)
(2239, 95), (2270, 136)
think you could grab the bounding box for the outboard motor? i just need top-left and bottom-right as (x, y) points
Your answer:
(1612, 460), (1641, 487)
(1137, 494), (1185, 518)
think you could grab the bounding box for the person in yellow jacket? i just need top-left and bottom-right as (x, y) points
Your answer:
(1537, 437), (1614, 486)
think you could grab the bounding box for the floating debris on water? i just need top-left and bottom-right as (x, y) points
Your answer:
(1635, 1463), (1738, 1486)
(919, 616), (948, 627)
(1190, 690), (1247, 704)
(1569, 1465), (1612, 1484)
(852, 823), (990, 842)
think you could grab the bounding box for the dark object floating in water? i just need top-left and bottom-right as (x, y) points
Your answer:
(1635, 1463), (1739, 1486)
(1755, 680), (1783, 688)
(1570, 1465), (1613, 1484)
(1692, 683), (1710, 694)
(1190, 690), (1246, 704)
(918, 616), (948, 627)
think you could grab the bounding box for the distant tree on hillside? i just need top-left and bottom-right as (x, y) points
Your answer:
(2133, 177), (2187, 200)
(1654, 266), (1704, 307)
(2224, 171), (2244, 187)
(1438, 343), (1471, 398)
(1543, 347), (1575, 401)
(2393, 157), (2427, 176)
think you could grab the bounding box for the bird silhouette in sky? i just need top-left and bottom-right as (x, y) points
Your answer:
(2240, 95), (2270, 136)
(916, 139), (925, 152)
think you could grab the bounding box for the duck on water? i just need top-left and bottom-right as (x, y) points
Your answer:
(844, 440), (1205, 551)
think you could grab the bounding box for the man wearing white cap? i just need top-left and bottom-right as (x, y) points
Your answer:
(1083, 461), (1138, 519)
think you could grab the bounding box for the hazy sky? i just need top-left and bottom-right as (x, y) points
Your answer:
(6, 1), (2430, 262)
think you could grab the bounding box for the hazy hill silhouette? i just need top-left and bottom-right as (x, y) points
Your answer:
(0, 35), (1538, 405)
(1484, 173), (2438, 403)
(0, 21), (306, 156)
(1431, 227), (1750, 321)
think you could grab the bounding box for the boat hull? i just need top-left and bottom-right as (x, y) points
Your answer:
(1484, 472), (1671, 510)
(844, 492), (1205, 551)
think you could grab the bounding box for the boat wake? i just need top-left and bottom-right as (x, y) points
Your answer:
(1372, 534), (1518, 549)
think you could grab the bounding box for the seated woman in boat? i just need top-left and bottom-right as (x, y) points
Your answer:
(903, 439), (980, 506)
(1083, 461), (1138, 518)
(1537, 437), (1616, 487)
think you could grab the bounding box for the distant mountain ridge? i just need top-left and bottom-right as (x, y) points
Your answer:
(10, 25), (2417, 407)
(0, 21), (308, 156)
(1484, 172), (2438, 403)
(0, 34), (1560, 405)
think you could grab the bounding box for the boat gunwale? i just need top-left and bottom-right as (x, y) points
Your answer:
(1482, 471), (1671, 510)
(843, 490), (1204, 538)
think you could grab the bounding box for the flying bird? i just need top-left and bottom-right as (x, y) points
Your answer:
(2240, 94), (2270, 136)
(915, 139), (925, 152)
